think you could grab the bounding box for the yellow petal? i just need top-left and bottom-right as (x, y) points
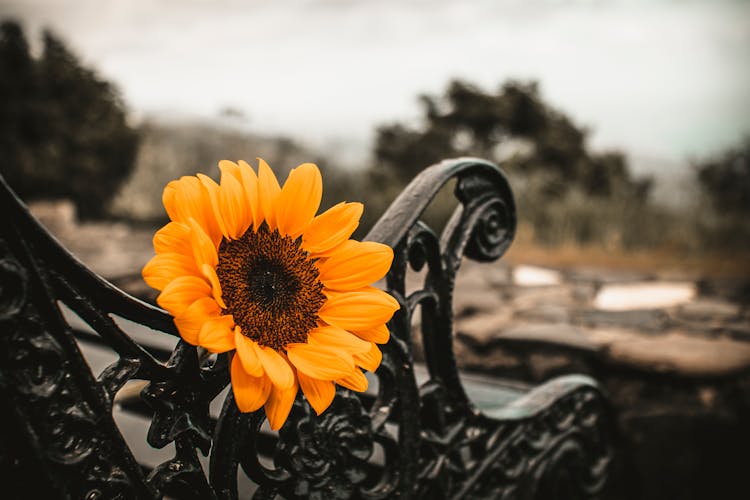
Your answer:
(252, 343), (295, 390)
(231, 355), (271, 413)
(308, 325), (371, 354)
(256, 158), (281, 230)
(199, 314), (236, 352)
(352, 324), (390, 344)
(218, 160), (242, 181)
(200, 264), (226, 310)
(197, 173), (230, 240)
(286, 343), (355, 381)
(298, 372), (335, 416)
(142, 252), (200, 291)
(354, 342), (382, 372)
(157, 275), (212, 317)
(238, 160), (261, 229)
(275, 163), (322, 238)
(319, 286), (400, 331)
(162, 176), (221, 246)
(302, 202), (363, 256)
(234, 330), (264, 377)
(336, 369), (369, 392)
(163, 177), (203, 223)
(173, 296), (221, 345)
(162, 179), (181, 222)
(218, 162), (252, 239)
(153, 221), (192, 256)
(264, 379), (298, 431)
(318, 240), (393, 291)
(188, 218), (218, 269)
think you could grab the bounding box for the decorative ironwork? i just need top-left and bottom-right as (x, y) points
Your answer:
(277, 391), (374, 498)
(0, 157), (613, 499)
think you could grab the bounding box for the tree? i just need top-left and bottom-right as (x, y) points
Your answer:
(368, 79), (656, 248)
(0, 21), (138, 218)
(0, 21), (38, 188)
(691, 137), (750, 252)
(695, 137), (750, 216)
(371, 79), (650, 203)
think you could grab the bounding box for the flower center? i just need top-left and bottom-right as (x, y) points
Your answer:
(216, 225), (325, 350)
(247, 259), (299, 307)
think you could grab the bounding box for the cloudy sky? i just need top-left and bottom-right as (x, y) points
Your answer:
(2, 0), (749, 171)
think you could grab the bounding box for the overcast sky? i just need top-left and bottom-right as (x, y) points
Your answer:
(2, 0), (749, 172)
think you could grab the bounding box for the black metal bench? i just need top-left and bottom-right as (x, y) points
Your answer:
(0, 158), (614, 499)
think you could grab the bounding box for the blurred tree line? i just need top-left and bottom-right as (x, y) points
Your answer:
(374, 80), (650, 200)
(692, 137), (750, 252)
(367, 80), (656, 248)
(365, 81), (750, 253)
(0, 21), (138, 218)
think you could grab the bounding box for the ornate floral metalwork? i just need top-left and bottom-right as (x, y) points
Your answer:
(0, 158), (613, 499)
(0, 211), (153, 498)
(276, 390), (373, 499)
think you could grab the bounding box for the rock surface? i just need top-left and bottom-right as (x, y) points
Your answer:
(602, 330), (750, 377)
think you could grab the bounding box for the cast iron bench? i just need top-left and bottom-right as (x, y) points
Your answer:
(0, 158), (613, 499)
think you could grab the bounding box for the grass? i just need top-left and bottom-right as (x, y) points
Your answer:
(504, 226), (750, 279)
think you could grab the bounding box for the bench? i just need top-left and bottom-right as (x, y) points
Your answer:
(0, 158), (614, 499)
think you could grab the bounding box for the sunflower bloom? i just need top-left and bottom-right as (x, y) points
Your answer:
(142, 159), (399, 430)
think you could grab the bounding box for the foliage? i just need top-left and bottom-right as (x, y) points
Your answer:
(0, 21), (138, 218)
(370, 79), (653, 247)
(373, 80), (651, 200)
(695, 137), (750, 216)
(692, 137), (750, 252)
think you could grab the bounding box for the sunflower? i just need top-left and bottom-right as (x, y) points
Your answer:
(143, 159), (399, 430)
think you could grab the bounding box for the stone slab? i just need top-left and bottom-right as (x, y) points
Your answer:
(676, 299), (742, 323)
(512, 265), (562, 286)
(595, 281), (697, 311)
(454, 309), (514, 345)
(499, 323), (598, 352)
(601, 330), (750, 377)
(513, 304), (570, 323)
(453, 288), (505, 318)
(457, 318), (598, 353)
(509, 285), (577, 309)
(564, 267), (653, 284)
(572, 308), (670, 333)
